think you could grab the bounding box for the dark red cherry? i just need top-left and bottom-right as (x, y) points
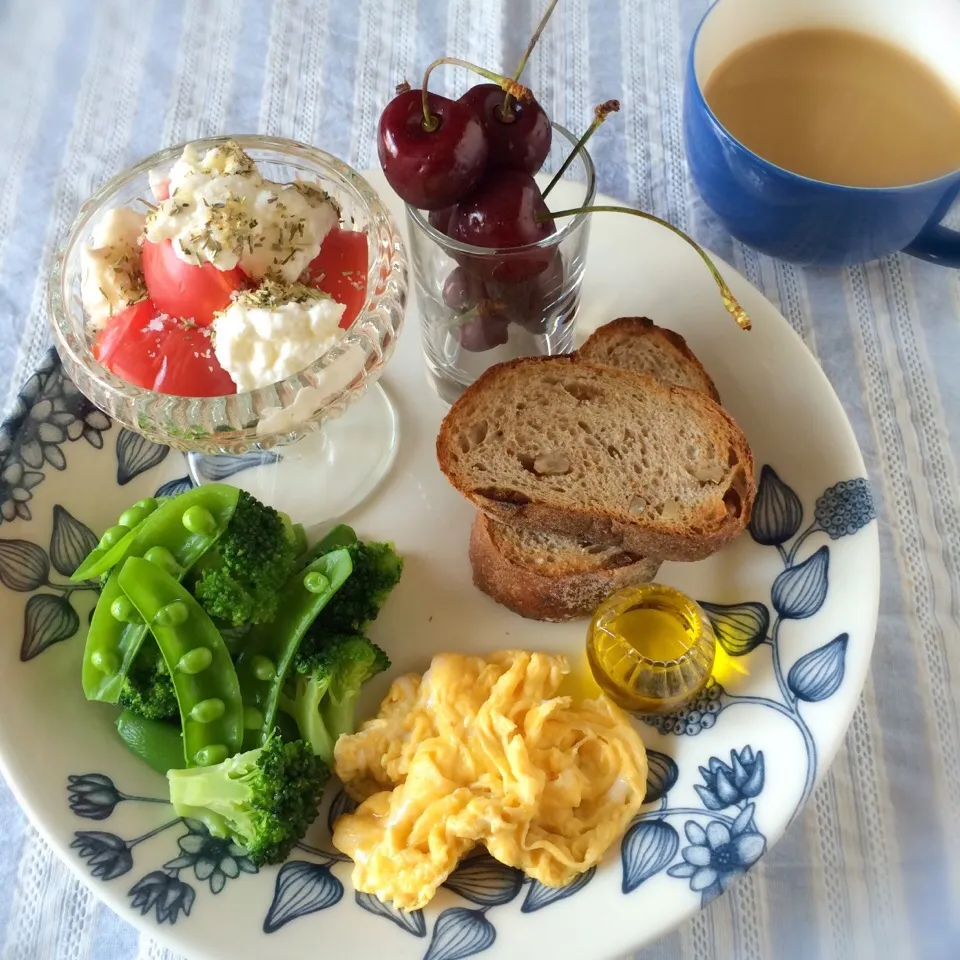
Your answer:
(487, 252), (565, 333)
(458, 312), (510, 352)
(458, 84), (552, 174)
(429, 206), (455, 234)
(448, 169), (556, 282)
(442, 266), (484, 312)
(378, 90), (488, 210)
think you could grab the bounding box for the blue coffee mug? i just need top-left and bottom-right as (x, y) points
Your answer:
(684, 0), (960, 267)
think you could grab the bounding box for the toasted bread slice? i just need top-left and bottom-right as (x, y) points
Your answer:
(469, 512), (661, 621)
(578, 317), (720, 401)
(437, 356), (754, 561)
(471, 319), (722, 620)
(470, 317), (719, 621)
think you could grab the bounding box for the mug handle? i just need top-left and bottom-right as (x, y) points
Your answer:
(904, 182), (960, 267)
(904, 223), (960, 267)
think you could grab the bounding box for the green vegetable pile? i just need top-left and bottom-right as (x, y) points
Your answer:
(77, 484), (402, 866)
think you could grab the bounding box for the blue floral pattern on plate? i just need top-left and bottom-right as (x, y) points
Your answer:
(7, 355), (875, 956)
(68, 772), (260, 925)
(0, 348), (111, 522)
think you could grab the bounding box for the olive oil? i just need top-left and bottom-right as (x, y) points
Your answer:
(586, 584), (716, 715)
(611, 606), (698, 660)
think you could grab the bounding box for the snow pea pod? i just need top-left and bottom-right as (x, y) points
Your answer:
(236, 548), (353, 750)
(72, 498), (160, 582)
(293, 523), (357, 573)
(73, 485), (238, 582)
(118, 557), (243, 767)
(116, 709), (187, 775)
(81, 485), (239, 703)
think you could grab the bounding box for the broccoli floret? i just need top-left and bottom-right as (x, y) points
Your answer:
(279, 635), (390, 764)
(279, 513), (308, 556)
(119, 641), (179, 722)
(300, 541), (402, 650)
(192, 490), (297, 627)
(167, 737), (328, 866)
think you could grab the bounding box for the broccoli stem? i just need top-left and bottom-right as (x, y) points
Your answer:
(320, 690), (360, 742)
(279, 686), (335, 765)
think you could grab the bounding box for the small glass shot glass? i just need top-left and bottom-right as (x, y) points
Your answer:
(405, 123), (596, 404)
(586, 584), (717, 716)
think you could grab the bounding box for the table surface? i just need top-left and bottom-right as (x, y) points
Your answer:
(0, 0), (958, 958)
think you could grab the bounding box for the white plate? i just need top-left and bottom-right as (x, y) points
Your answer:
(0, 173), (879, 960)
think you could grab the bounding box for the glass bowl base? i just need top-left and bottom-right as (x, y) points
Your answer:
(186, 382), (399, 529)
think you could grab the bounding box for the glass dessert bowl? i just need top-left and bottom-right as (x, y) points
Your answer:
(48, 135), (407, 523)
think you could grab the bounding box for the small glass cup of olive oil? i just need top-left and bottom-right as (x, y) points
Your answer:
(586, 583), (717, 715)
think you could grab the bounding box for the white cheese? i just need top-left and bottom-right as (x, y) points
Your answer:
(148, 168), (169, 201)
(256, 342), (367, 437)
(145, 141), (339, 284)
(213, 281), (346, 392)
(79, 207), (147, 330)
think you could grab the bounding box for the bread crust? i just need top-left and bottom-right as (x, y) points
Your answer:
(469, 513), (661, 621)
(578, 316), (721, 402)
(436, 356), (755, 562)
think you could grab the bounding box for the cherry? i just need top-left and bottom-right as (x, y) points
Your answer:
(487, 252), (565, 333)
(429, 206), (455, 234)
(458, 84), (552, 174)
(378, 90), (488, 210)
(378, 57), (533, 210)
(458, 312), (510, 351)
(442, 266), (485, 312)
(448, 168), (556, 282)
(464, 0), (560, 175)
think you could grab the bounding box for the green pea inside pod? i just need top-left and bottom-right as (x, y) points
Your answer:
(118, 506), (149, 530)
(143, 546), (182, 578)
(190, 698), (226, 723)
(154, 601), (189, 627)
(303, 572), (330, 594)
(100, 524), (130, 549)
(243, 706), (265, 731)
(250, 655), (276, 682)
(177, 647), (213, 675)
(110, 596), (143, 624)
(90, 649), (119, 675)
(194, 744), (230, 767)
(182, 505), (216, 536)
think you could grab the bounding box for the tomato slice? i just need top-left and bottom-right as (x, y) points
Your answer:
(154, 325), (237, 397)
(94, 299), (237, 398)
(93, 300), (166, 390)
(302, 227), (369, 329)
(142, 239), (247, 327)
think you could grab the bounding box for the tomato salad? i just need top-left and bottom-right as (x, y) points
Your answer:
(80, 141), (369, 398)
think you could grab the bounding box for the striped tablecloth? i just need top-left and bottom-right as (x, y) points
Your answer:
(0, 1), (958, 957)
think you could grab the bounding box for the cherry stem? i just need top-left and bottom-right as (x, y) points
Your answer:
(421, 57), (532, 133)
(542, 100), (620, 199)
(537, 205), (752, 330)
(443, 299), (506, 332)
(502, 0), (561, 118)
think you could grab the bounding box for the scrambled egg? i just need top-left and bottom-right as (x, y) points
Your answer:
(332, 650), (649, 910)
